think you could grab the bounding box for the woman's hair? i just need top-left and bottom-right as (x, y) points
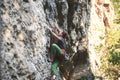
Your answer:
(62, 30), (69, 40)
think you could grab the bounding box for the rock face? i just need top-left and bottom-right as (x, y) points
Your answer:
(0, 0), (51, 80)
(0, 0), (114, 80)
(88, 0), (114, 77)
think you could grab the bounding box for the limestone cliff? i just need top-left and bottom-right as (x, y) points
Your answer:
(0, 0), (115, 80)
(88, 0), (114, 77)
(0, 0), (51, 79)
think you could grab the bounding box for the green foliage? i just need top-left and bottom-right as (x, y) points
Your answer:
(111, 0), (120, 24)
(107, 29), (120, 46)
(108, 49), (120, 65)
(95, 43), (104, 53)
(99, 28), (120, 79)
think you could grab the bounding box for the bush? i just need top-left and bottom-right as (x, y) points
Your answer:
(111, 0), (120, 24)
(99, 27), (120, 79)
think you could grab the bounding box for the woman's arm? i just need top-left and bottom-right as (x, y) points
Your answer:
(50, 30), (62, 40)
(52, 24), (62, 33)
(56, 26), (61, 32)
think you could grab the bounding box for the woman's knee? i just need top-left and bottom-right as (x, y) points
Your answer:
(52, 44), (62, 55)
(52, 44), (58, 49)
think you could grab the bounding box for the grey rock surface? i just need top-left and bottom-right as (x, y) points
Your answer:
(0, 0), (51, 80)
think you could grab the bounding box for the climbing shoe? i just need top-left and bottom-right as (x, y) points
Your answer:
(52, 75), (56, 80)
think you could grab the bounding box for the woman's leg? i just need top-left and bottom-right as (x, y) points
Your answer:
(52, 44), (62, 60)
(52, 60), (59, 75)
(51, 44), (62, 76)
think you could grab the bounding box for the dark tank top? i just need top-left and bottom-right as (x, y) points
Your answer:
(57, 38), (66, 49)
